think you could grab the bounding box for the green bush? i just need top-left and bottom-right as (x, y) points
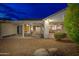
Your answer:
(54, 32), (66, 41)
(64, 4), (79, 44)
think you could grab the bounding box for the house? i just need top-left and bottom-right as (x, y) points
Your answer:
(43, 9), (65, 38)
(0, 9), (65, 39)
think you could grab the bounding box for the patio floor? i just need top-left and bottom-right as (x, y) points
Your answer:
(0, 36), (79, 56)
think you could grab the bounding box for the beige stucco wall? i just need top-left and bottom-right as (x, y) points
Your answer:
(1, 23), (17, 36)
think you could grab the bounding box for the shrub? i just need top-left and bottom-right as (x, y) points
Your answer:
(54, 32), (66, 41)
(64, 4), (79, 44)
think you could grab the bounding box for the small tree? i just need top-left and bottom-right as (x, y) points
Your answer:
(64, 4), (79, 44)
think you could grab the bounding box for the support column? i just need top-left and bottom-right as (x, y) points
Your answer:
(22, 24), (24, 38)
(44, 20), (49, 38)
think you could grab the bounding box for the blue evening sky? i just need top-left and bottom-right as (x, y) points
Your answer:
(0, 3), (67, 20)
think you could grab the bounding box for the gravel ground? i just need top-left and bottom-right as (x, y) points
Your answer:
(0, 36), (79, 56)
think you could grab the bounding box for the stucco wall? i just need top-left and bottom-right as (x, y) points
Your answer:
(1, 23), (17, 36)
